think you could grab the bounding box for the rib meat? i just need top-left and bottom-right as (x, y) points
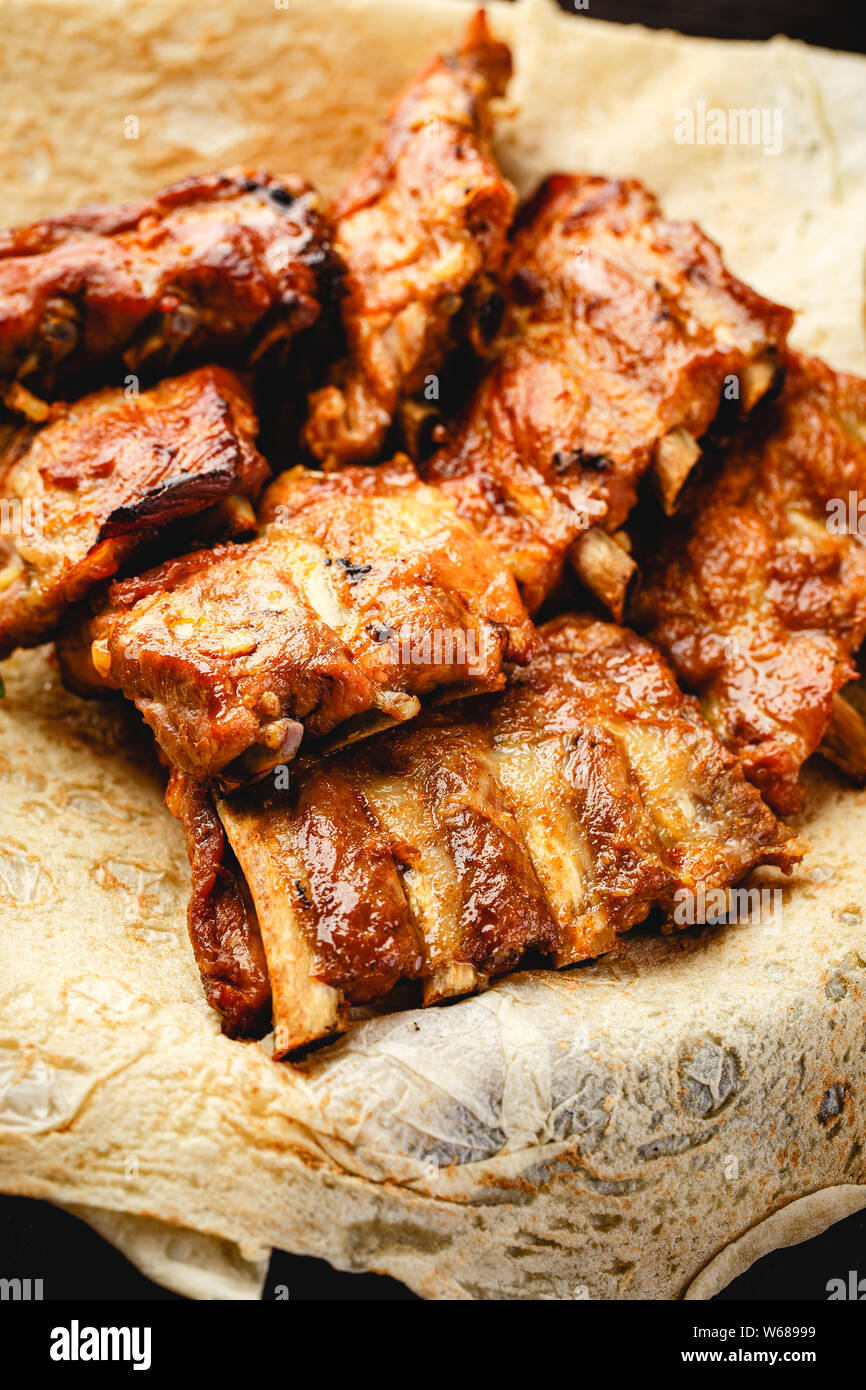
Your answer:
(303, 9), (516, 466)
(198, 614), (801, 1051)
(0, 169), (334, 404)
(634, 351), (866, 814)
(424, 173), (793, 613)
(57, 456), (534, 786)
(165, 771), (272, 1038)
(0, 365), (268, 659)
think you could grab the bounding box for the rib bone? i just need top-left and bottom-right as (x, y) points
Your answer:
(742, 349), (780, 412)
(819, 689), (866, 782)
(570, 527), (638, 621)
(653, 426), (701, 515)
(423, 962), (488, 1006)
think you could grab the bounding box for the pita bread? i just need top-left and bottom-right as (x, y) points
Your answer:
(1, 0), (865, 1299)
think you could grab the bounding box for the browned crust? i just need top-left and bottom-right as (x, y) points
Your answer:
(0, 168), (335, 401)
(303, 11), (516, 466)
(0, 366), (269, 659)
(57, 455), (533, 784)
(634, 350), (866, 813)
(424, 173), (792, 613)
(165, 770), (272, 1038)
(209, 613), (801, 1046)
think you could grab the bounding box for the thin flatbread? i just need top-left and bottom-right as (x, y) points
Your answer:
(1, 0), (865, 1300)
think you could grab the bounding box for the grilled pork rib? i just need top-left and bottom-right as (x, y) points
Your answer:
(0, 366), (268, 659)
(425, 174), (793, 614)
(304, 10), (516, 466)
(635, 351), (866, 813)
(170, 615), (801, 1048)
(0, 169), (334, 405)
(58, 455), (534, 785)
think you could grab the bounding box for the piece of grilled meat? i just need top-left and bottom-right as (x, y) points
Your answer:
(180, 614), (800, 1051)
(424, 173), (793, 615)
(633, 351), (866, 815)
(303, 9), (516, 466)
(259, 455), (536, 682)
(0, 169), (334, 408)
(0, 366), (268, 660)
(58, 455), (534, 787)
(165, 772), (272, 1038)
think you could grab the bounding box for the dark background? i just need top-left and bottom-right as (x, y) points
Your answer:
(553, 0), (865, 52)
(2, 0), (864, 1304)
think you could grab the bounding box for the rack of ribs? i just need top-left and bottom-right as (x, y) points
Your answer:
(168, 614), (801, 1048)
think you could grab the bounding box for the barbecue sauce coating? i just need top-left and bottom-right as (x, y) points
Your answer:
(304, 10), (516, 465)
(260, 455), (536, 677)
(166, 771), (271, 1038)
(425, 173), (793, 611)
(0, 365), (269, 659)
(0, 169), (334, 399)
(635, 352), (866, 813)
(58, 455), (534, 785)
(209, 615), (800, 1036)
(64, 538), (378, 783)
(229, 763), (423, 1004)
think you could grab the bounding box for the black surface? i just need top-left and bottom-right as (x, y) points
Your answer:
(553, 0), (865, 52)
(2, 0), (864, 1304)
(717, 1209), (866, 1300)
